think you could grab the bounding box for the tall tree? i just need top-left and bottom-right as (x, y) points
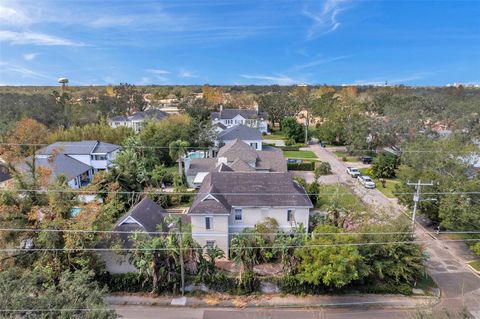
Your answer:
(169, 140), (190, 176)
(257, 92), (298, 129)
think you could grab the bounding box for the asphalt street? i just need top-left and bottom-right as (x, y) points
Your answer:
(308, 145), (480, 317)
(113, 306), (412, 319)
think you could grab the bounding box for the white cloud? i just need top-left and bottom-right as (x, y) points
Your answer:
(22, 53), (38, 61)
(179, 69), (197, 78)
(240, 74), (299, 85)
(0, 5), (30, 25)
(292, 55), (352, 71)
(1, 62), (54, 81)
(0, 30), (85, 46)
(303, 0), (350, 39)
(146, 69), (171, 75)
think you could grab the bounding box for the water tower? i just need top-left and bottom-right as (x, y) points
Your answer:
(58, 78), (69, 89)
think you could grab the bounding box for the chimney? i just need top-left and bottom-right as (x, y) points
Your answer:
(217, 157), (228, 165)
(254, 102), (259, 113)
(220, 105), (223, 111)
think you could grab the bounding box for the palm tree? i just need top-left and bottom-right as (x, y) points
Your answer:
(169, 140), (190, 176)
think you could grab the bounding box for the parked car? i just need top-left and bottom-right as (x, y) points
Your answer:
(287, 159), (302, 164)
(360, 156), (373, 164)
(357, 175), (376, 189)
(346, 167), (361, 178)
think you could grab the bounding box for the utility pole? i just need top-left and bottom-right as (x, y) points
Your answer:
(407, 180), (435, 231)
(304, 118), (308, 145)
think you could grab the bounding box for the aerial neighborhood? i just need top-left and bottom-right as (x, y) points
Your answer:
(1, 1), (480, 317)
(1, 83), (480, 318)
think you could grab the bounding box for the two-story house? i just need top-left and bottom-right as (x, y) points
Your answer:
(188, 171), (313, 254)
(23, 140), (120, 188)
(211, 106), (268, 134)
(109, 109), (168, 133)
(184, 140), (287, 188)
(217, 124), (263, 151)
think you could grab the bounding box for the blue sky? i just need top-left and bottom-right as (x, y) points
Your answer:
(0, 0), (479, 86)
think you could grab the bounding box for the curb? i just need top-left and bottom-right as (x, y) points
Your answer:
(466, 263), (480, 277)
(106, 295), (439, 310)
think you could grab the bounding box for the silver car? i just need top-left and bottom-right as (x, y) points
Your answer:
(357, 175), (376, 189)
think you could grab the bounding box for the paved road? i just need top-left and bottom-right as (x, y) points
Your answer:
(113, 306), (412, 319)
(308, 145), (480, 317)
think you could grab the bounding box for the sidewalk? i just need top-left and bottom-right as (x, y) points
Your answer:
(106, 293), (438, 309)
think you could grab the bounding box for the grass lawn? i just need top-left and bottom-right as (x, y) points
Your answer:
(317, 184), (366, 212)
(469, 260), (480, 272)
(359, 168), (400, 198)
(263, 132), (285, 140)
(283, 150), (318, 159)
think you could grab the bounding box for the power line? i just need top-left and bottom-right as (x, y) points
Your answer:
(1, 238), (479, 252)
(0, 142), (478, 154)
(0, 228), (479, 236)
(1, 188), (480, 196)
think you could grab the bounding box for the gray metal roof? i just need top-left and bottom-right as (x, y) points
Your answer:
(211, 109), (268, 120)
(37, 141), (119, 155)
(218, 125), (262, 141)
(24, 154), (92, 181)
(188, 172), (312, 215)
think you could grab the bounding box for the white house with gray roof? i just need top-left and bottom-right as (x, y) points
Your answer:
(109, 109), (168, 133)
(217, 124), (263, 151)
(188, 171), (312, 255)
(211, 106), (268, 134)
(24, 140), (120, 189)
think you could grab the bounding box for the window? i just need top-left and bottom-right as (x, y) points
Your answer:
(250, 142), (258, 149)
(287, 209), (295, 222)
(91, 155), (107, 161)
(206, 240), (215, 249)
(234, 208), (242, 221)
(205, 217), (212, 230)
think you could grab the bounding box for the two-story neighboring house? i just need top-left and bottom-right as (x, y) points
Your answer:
(188, 172), (313, 255)
(211, 106), (268, 134)
(109, 109), (168, 133)
(184, 140), (287, 188)
(22, 140), (120, 189)
(217, 124), (263, 151)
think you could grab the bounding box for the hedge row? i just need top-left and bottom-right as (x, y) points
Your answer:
(287, 162), (315, 171)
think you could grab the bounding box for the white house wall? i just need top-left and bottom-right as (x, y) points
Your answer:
(191, 215), (230, 254)
(68, 154), (91, 166)
(228, 207), (310, 233)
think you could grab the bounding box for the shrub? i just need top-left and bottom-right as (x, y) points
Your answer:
(342, 156), (347, 161)
(315, 162), (331, 176)
(285, 138), (296, 146)
(279, 145), (300, 151)
(236, 270), (260, 294)
(471, 242), (480, 256)
(307, 182), (320, 206)
(276, 275), (327, 295)
(97, 272), (153, 293)
(287, 162), (315, 171)
(203, 272), (236, 292)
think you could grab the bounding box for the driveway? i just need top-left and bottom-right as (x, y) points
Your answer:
(308, 144), (480, 317)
